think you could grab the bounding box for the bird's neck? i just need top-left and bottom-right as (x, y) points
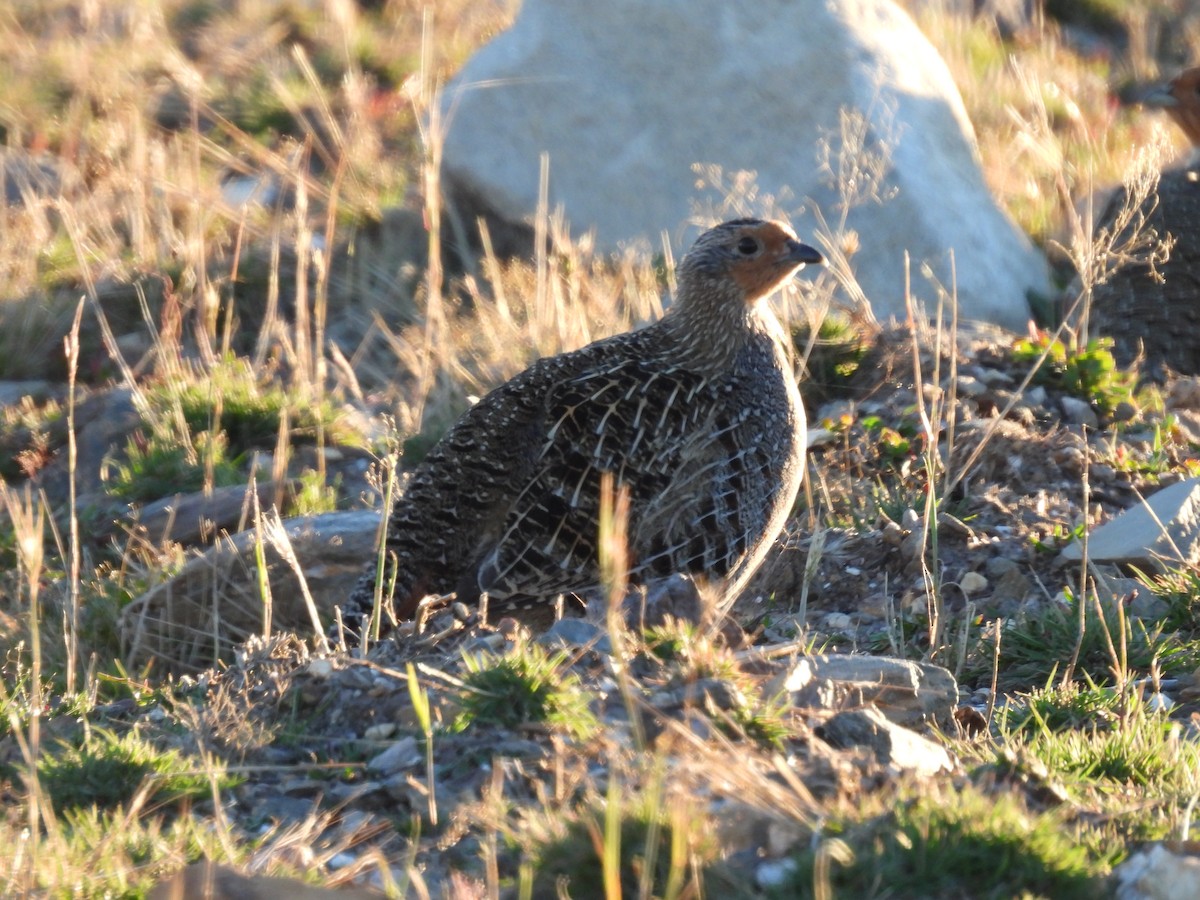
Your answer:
(664, 285), (789, 374)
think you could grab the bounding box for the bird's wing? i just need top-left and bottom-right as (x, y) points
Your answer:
(476, 355), (734, 598)
(370, 357), (570, 611)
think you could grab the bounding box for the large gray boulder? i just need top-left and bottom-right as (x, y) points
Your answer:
(440, 0), (1048, 329)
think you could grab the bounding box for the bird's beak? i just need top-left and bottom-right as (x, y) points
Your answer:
(785, 239), (824, 267)
(1141, 83), (1179, 109)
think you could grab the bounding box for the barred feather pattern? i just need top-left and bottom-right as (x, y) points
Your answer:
(1089, 66), (1200, 375)
(342, 218), (821, 628)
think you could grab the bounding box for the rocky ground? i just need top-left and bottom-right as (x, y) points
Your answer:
(7, 318), (1200, 896)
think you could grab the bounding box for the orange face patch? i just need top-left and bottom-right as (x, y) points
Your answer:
(728, 222), (809, 302)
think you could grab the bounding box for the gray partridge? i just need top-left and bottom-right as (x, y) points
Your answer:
(343, 218), (822, 631)
(1088, 66), (1200, 375)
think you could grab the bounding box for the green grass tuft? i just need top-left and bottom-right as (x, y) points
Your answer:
(782, 784), (1114, 899)
(101, 429), (242, 503)
(457, 642), (599, 740)
(37, 727), (232, 815)
(1012, 333), (1136, 418)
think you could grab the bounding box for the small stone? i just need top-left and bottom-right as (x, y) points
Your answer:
(756, 858), (799, 889)
(900, 530), (925, 563)
(1115, 843), (1200, 900)
(984, 557), (1018, 578)
(959, 571), (989, 595)
(1145, 692), (1175, 713)
(366, 736), (421, 775)
(882, 520), (905, 546)
(806, 427), (838, 449)
(822, 612), (853, 631)
(495, 617), (524, 639)
(818, 707), (956, 776)
(1060, 396), (1099, 427)
(363, 723), (396, 741)
(1168, 377), (1200, 410)
(1024, 385), (1048, 408)
(1052, 444), (1085, 473)
(1128, 590), (1170, 621)
(953, 375), (987, 398)
(975, 367), (1014, 386)
(306, 659), (334, 678)
(539, 617), (612, 654)
(991, 567), (1033, 607)
(1112, 400), (1139, 422)
(1005, 403), (1037, 427)
(781, 654), (958, 726)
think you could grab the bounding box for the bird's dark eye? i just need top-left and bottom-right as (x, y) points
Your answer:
(736, 236), (760, 255)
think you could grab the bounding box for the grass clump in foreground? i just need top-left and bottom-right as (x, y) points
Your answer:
(642, 621), (794, 750)
(36, 727), (232, 815)
(993, 680), (1200, 803)
(782, 783), (1114, 899)
(101, 428), (243, 503)
(967, 587), (1200, 690)
(519, 778), (749, 899)
(3, 805), (238, 898)
(457, 642), (599, 740)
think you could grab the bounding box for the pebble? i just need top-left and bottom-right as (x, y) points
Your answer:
(952, 375), (987, 398)
(304, 657), (333, 676)
(975, 366), (1014, 386)
(1168, 377), (1200, 409)
(822, 612), (853, 631)
(1144, 693), (1174, 713)
(984, 557), (1019, 578)
(366, 736), (421, 775)
(539, 617), (612, 654)
(959, 572), (989, 594)
(1060, 396), (1099, 428)
(882, 520), (905, 546)
(756, 858), (799, 889)
(1112, 401), (1139, 422)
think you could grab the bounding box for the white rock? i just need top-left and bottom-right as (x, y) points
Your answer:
(819, 707), (956, 777)
(363, 722), (397, 740)
(305, 658), (334, 679)
(1060, 395), (1099, 428)
(1061, 477), (1200, 567)
(366, 736), (422, 776)
(779, 653), (958, 726)
(959, 571), (989, 594)
(1144, 692), (1175, 713)
(755, 858), (800, 890)
(441, 0), (1047, 329)
(1116, 844), (1200, 900)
